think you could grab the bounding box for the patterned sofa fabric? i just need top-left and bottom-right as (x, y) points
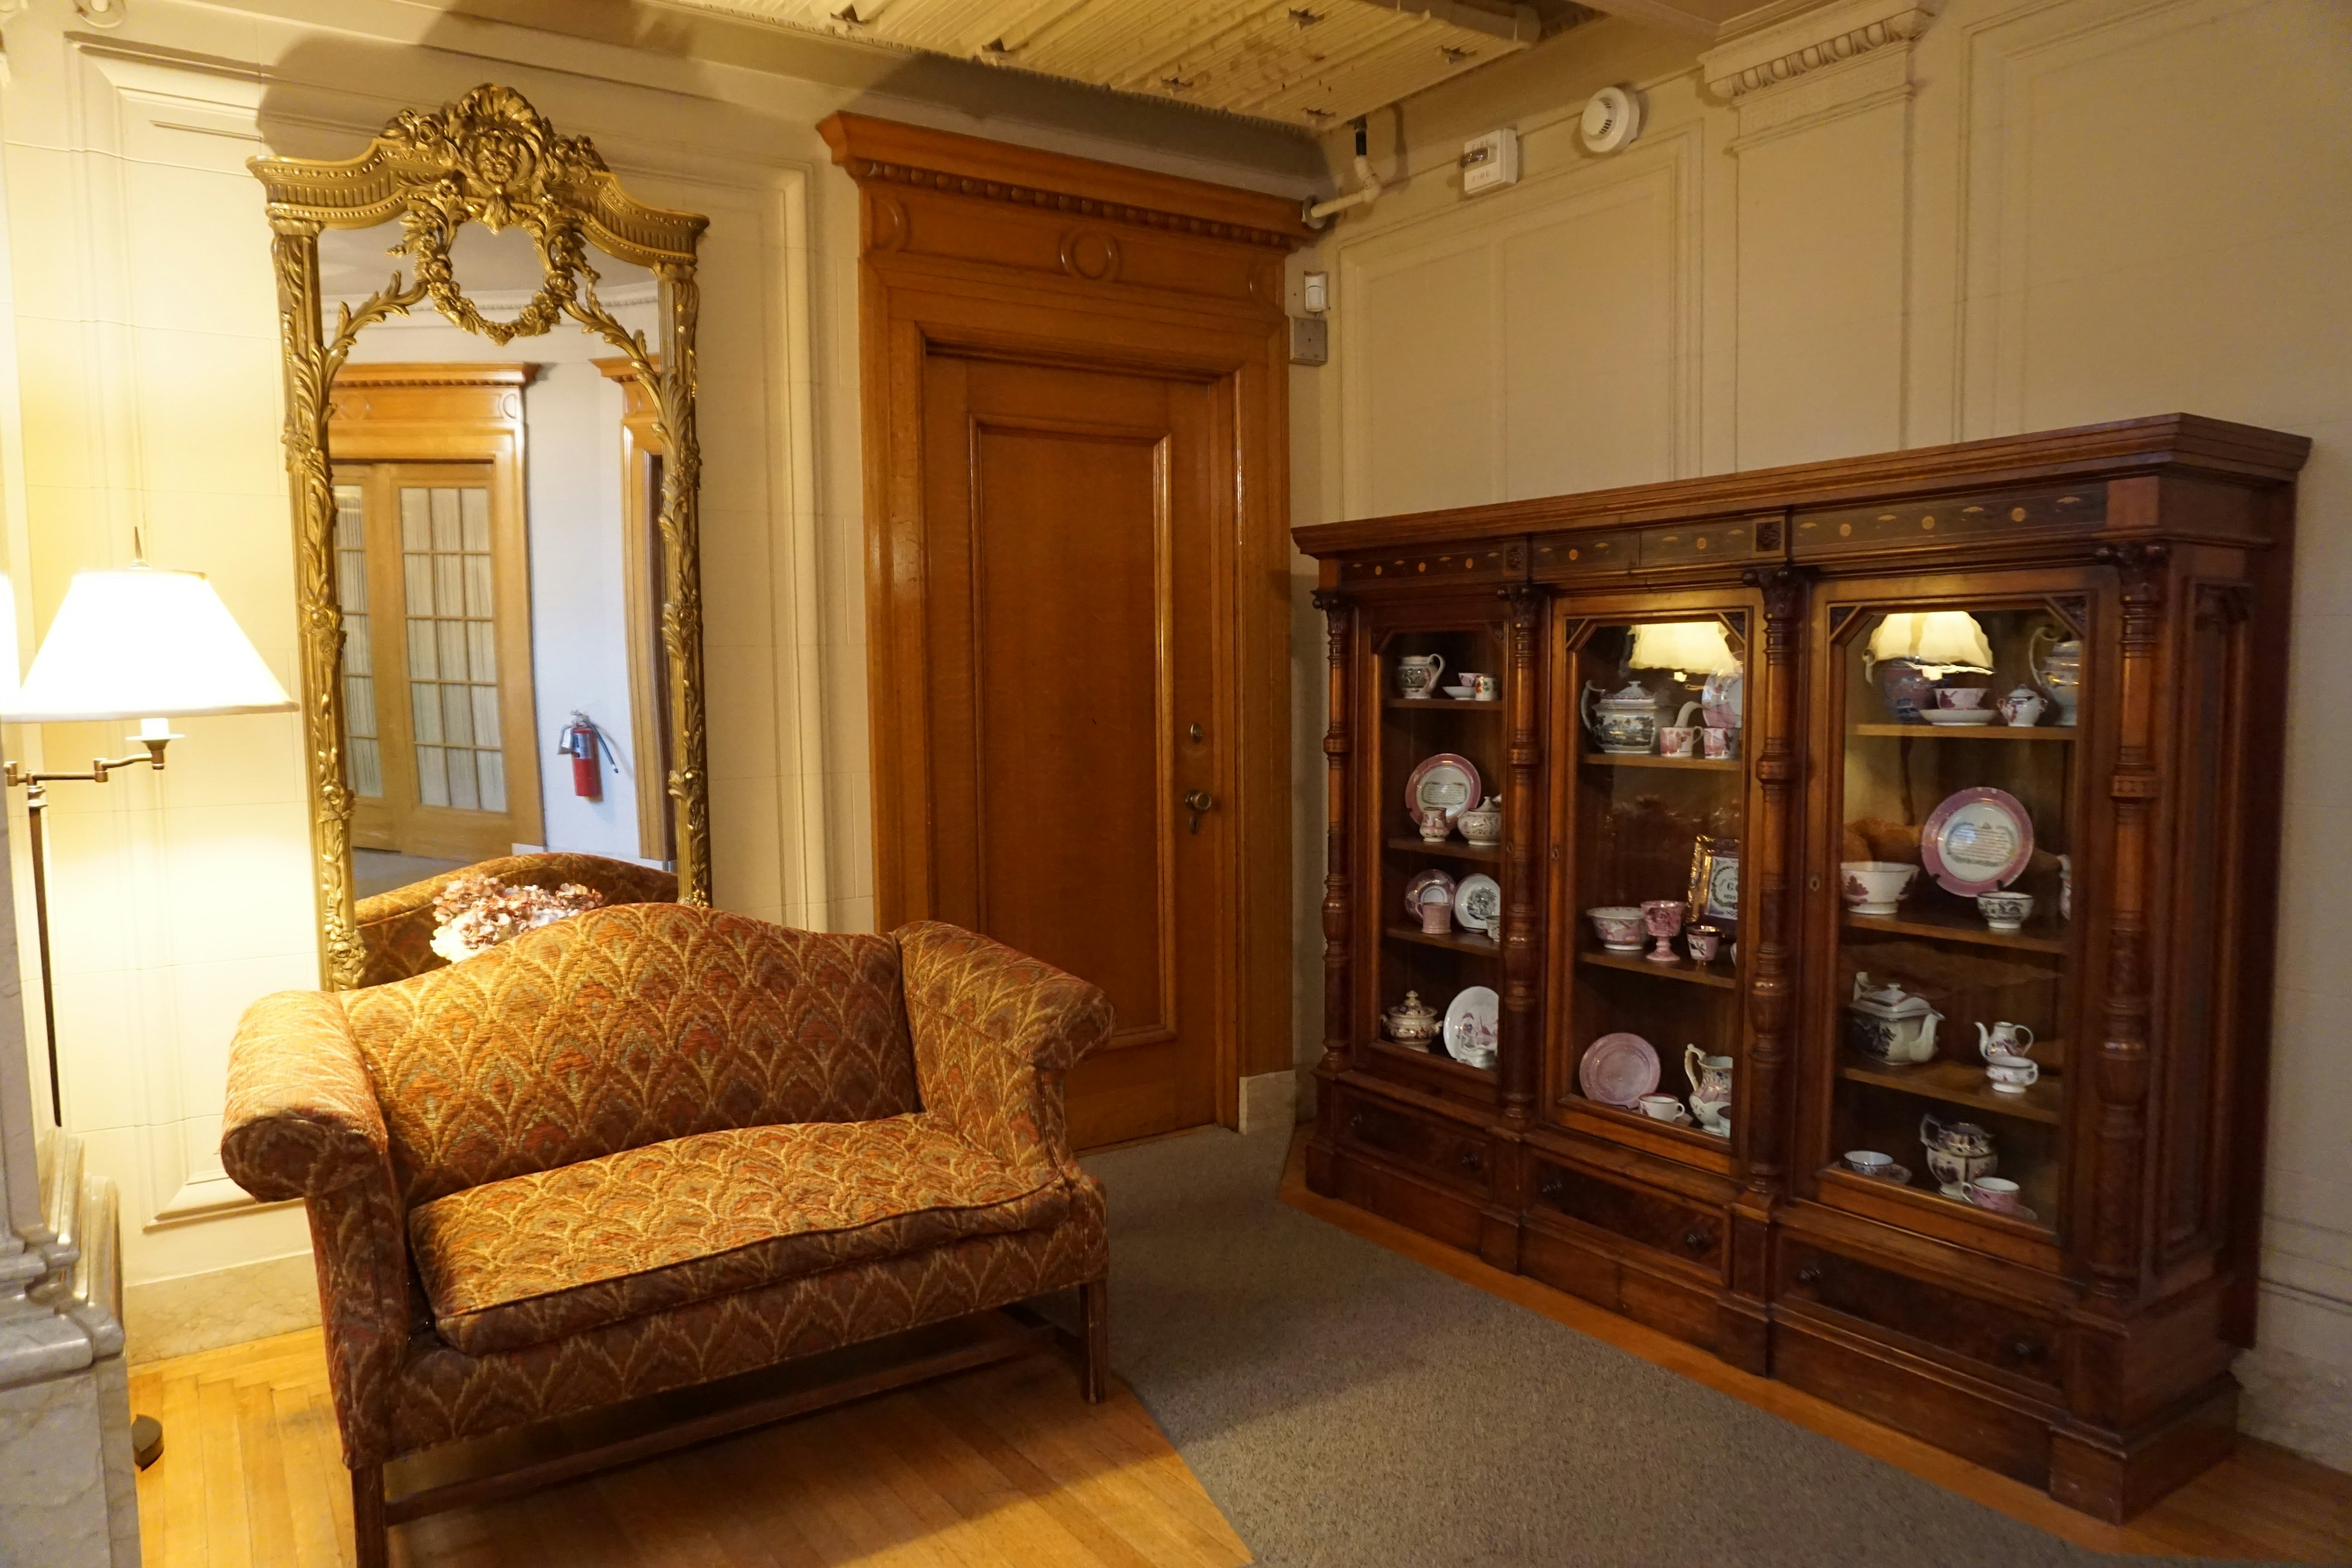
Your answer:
(354, 851), (680, 989)
(219, 907), (1114, 1471)
(407, 1112), (1071, 1355)
(343, 904), (921, 1207)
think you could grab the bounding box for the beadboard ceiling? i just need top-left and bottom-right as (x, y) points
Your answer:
(669, 0), (1618, 128)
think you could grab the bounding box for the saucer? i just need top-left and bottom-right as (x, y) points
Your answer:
(1921, 709), (1996, 726)
(1850, 1162), (1911, 1184)
(1698, 1121), (1730, 1138)
(1440, 685), (1477, 699)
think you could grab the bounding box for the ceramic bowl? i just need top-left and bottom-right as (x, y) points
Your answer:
(1975, 891), (2035, 932)
(1839, 860), (1918, 917)
(1844, 1150), (1894, 1177)
(1440, 684), (1477, 699)
(1587, 905), (1645, 954)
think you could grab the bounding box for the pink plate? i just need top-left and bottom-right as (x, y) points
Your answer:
(1403, 869), (1456, 921)
(1403, 752), (1483, 826)
(1920, 785), (2034, 896)
(1579, 1031), (1660, 1108)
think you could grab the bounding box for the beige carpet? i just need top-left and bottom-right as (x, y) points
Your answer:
(1081, 1124), (2271, 1568)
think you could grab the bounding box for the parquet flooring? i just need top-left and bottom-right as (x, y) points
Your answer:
(1278, 1131), (2352, 1564)
(127, 1330), (1252, 1567)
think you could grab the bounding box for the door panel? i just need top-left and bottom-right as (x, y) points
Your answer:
(922, 356), (1223, 1147)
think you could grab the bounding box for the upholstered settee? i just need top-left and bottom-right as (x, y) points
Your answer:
(352, 850), (679, 987)
(221, 903), (1110, 1568)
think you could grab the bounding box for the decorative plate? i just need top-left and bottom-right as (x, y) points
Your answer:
(1404, 752), (1482, 826)
(1442, 986), (1499, 1070)
(1921, 709), (1996, 726)
(1453, 873), (1502, 936)
(1402, 869), (1456, 922)
(1578, 1031), (1659, 1107)
(1920, 786), (2034, 896)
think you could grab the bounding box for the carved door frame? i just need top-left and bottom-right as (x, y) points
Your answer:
(821, 113), (1308, 1126)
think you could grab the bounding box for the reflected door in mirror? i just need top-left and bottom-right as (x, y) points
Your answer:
(334, 462), (542, 861)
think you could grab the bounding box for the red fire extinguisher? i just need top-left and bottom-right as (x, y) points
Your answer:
(557, 713), (608, 801)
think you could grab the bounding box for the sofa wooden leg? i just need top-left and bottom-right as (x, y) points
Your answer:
(352, 1460), (389, 1568)
(1079, 1278), (1109, 1404)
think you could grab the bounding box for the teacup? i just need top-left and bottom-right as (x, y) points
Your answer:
(1685, 924), (1722, 963)
(1839, 859), (1918, 917)
(1937, 687), (1990, 710)
(1976, 891), (2034, 932)
(1658, 726), (1698, 758)
(1844, 1150), (1894, 1177)
(1464, 672), (1499, 701)
(1984, 1052), (2040, 1096)
(1637, 1094), (1689, 1124)
(1966, 1176), (2023, 1215)
(1702, 726), (1736, 760)
(1417, 885), (1453, 935)
(1587, 905), (1645, 954)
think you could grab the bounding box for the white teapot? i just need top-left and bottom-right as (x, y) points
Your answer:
(1581, 681), (1659, 754)
(1847, 973), (1943, 1065)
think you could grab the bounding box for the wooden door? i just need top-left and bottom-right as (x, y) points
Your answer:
(922, 356), (1224, 1146)
(333, 461), (542, 862)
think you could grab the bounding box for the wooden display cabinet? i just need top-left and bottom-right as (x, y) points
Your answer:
(1296, 415), (2310, 1519)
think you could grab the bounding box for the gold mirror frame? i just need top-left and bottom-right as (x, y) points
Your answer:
(253, 85), (711, 987)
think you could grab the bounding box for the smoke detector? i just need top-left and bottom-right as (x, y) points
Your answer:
(1580, 86), (1644, 154)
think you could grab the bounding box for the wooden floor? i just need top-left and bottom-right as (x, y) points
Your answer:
(128, 1332), (1251, 1568)
(1278, 1133), (2352, 1564)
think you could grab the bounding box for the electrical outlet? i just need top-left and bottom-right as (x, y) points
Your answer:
(1461, 128), (1520, 195)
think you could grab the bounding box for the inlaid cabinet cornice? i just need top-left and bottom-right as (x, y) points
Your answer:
(1295, 414), (2310, 1521)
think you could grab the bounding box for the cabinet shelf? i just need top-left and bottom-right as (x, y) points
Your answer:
(1848, 723), (2075, 742)
(1385, 836), (1504, 862)
(1837, 1055), (2064, 1125)
(1384, 697), (1504, 713)
(1577, 946), (1738, 990)
(1580, 752), (1740, 772)
(1841, 907), (2070, 955)
(1383, 924), (1500, 959)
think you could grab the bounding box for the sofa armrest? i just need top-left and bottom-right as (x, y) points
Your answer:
(221, 989), (413, 1465)
(222, 990), (390, 1201)
(896, 921), (1112, 1180)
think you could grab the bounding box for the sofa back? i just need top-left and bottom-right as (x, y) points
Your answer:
(344, 903), (921, 1207)
(353, 851), (681, 988)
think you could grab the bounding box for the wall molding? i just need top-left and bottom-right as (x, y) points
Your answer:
(1702, 0), (1943, 100)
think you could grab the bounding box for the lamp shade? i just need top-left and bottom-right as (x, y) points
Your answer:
(1627, 620), (1739, 677)
(1866, 611), (1994, 671)
(4, 568), (295, 721)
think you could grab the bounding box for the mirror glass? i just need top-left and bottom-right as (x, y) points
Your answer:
(317, 224), (674, 899)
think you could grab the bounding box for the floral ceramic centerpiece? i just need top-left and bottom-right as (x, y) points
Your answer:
(430, 873), (607, 964)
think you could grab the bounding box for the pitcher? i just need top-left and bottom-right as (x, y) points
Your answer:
(1684, 1046), (1733, 1129)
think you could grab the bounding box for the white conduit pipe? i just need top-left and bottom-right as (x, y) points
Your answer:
(1303, 119), (1381, 228)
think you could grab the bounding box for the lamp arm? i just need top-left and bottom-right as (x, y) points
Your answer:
(2, 735), (171, 791)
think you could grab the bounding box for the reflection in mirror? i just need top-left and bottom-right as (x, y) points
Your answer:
(318, 224), (671, 898)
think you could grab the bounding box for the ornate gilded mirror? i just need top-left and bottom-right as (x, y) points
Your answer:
(254, 86), (710, 987)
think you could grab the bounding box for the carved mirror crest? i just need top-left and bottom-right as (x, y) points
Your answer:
(254, 85), (710, 986)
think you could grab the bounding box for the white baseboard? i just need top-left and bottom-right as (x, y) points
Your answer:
(1238, 1070), (1297, 1136)
(123, 1253), (318, 1365)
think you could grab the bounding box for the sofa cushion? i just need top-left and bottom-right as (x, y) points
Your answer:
(406, 1114), (1069, 1355)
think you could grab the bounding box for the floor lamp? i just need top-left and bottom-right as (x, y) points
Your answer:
(1, 559), (297, 1468)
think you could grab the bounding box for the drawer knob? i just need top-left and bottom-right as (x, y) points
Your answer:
(1795, 1264), (1823, 1286)
(1539, 1176), (1564, 1201)
(1459, 1148), (1484, 1173)
(2010, 1338), (2047, 1364)
(1348, 1114), (1365, 1136)
(1683, 1229), (1710, 1251)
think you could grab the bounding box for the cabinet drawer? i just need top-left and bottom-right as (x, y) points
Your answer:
(1777, 1240), (2062, 1390)
(1533, 1161), (1724, 1276)
(1334, 1089), (1493, 1196)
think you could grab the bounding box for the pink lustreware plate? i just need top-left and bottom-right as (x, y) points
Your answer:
(1404, 752), (1482, 825)
(1580, 1031), (1660, 1107)
(1403, 869), (1456, 921)
(1920, 785), (2034, 895)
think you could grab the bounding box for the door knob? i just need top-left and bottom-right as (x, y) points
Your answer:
(1183, 790), (1215, 833)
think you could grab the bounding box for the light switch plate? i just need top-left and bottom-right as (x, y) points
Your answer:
(1291, 315), (1329, 366)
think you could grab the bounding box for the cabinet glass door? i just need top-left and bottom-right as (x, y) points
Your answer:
(1821, 595), (2085, 1236)
(1368, 614), (1510, 1094)
(1555, 613), (1749, 1150)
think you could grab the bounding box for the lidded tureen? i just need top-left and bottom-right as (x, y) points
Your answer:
(1382, 990), (1440, 1046)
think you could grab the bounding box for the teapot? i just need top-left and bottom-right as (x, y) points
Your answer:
(1381, 990), (1439, 1047)
(1684, 1046), (1733, 1130)
(1457, 794), (1503, 846)
(1975, 1021), (2035, 1060)
(1846, 973), (1943, 1065)
(1920, 1113), (1998, 1197)
(1581, 680), (1659, 755)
